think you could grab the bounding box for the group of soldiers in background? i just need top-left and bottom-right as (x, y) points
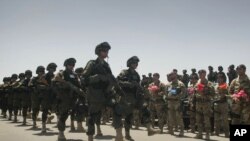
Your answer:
(1, 42), (250, 141)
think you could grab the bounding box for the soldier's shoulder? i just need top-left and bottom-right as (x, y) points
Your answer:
(119, 69), (129, 75)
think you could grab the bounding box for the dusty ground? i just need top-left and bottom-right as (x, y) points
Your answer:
(0, 114), (229, 141)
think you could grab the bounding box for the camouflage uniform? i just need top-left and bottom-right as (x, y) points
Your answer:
(229, 74), (250, 124)
(113, 56), (159, 141)
(213, 82), (229, 137)
(82, 42), (113, 141)
(195, 74), (215, 140)
(187, 79), (197, 133)
(148, 80), (166, 133)
(0, 77), (10, 118)
(20, 70), (32, 125)
(29, 66), (48, 128)
(13, 73), (25, 122)
(53, 58), (84, 141)
(165, 73), (186, 136)
(7, 74), (18, 120)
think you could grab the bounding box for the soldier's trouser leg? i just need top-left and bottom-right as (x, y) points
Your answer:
(112, 110), (123, 129)
(32, 108), (39, 128)
(156, 105), (165, 133)
(195, 112), (203, 139)
(8, 104), (13, 120)
(70, 109), (76, 131)
(189, 112), (195, 132)
(41, 108), (49, 133)
(133, 109), (140, 129)
(57, 111), (68, 141)
(57, 111), (69, 132)
(167, 108), (174, 134)
(204, 114), (211, 140)
(2, 99), (8, 118)
(214, 112), (220, 135)
(87, 111), (101, 136)
(95, 111), (103, 136)
(124, 113), (133, 140)
(22, 107), (28, 125)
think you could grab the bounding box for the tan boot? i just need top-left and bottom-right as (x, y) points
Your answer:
(115, 128), (124, 141)
(195, 133), (203, 139)
(14, 115), (17, 123)
(205, 132), (210, 140)
(57, 131), (66, 141)
(41, 122), (46, 133)
(22, 117), (26, 125)
(179, 127), (184, 137)
(33, 120), (37, 129)
(167, 128), (174, 135)
(147, 123), (160, 136)
(46, 115), (54, 124)
(76, 122), (86, 132)
(96, 125), (103, 136)
(125, 130), (134, 141)
(8, 113), (12, 120)
(88, 135), (93, 141)
(70, 120), (75, 131)
(26, 112), (31, 119)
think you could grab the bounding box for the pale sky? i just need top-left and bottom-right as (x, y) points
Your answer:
(1, 0), (250, 82)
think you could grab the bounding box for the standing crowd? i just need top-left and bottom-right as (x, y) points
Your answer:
(1, 42), (250, 141)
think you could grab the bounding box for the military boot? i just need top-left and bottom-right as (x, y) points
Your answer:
(8, 113), (12, 120)
(115, 128), (124, 141)
(76, 122), (86, 132)
(179, 126), (184, 137)
(96, 125), (103, 136)
(166, 126), (174, 135)
(27, 112), (31, 119)
(46, 115), (54, 124)
(14, 115), (17, 122)
(147, 123), (160, 136)
(3, 112), (7, 118)
(88, 135), (93, 141)
(41, 122), (46, 133)
(57, 131), (66, 141)
(125, 130), (134, 141)
(33, 120), (37, 129)
(195, 133), (203, 139)
(205, 132), (210, 140)
(70, 120), (75, 131)
(22, 117), (26, 125)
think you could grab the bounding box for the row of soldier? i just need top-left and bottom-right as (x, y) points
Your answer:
(1, 42), (250, 141)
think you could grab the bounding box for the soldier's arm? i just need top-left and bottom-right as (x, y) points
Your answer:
(228, 79), (236, 95)
(82, 61), (105, 84)
(117, 70), (134, 88)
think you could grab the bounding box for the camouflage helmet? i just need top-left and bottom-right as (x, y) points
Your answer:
(11, 74), (18, 79)
(19, 73), (25, 78)
(183, 69), (187, 73)
(95, 42), (111, 55)
(229, 64), (235, 69)
(64, 58), (76, 67)
(25, 70), (32, 77)
(218, 66), (223, 71)
(3, 77), (8, 82)
(208, 66), (213, 70)
(127, 56), (140, 67)
(46, 62), (57, 71)
(191, 68), (196, 72)
(75, 67), (84, 74)
(36, 66), (45, 74)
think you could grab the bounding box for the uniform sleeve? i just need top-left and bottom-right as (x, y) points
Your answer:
(117, 70), (134, 88)
(228, 79), (236, 95)
(82, 60), (101, 84)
